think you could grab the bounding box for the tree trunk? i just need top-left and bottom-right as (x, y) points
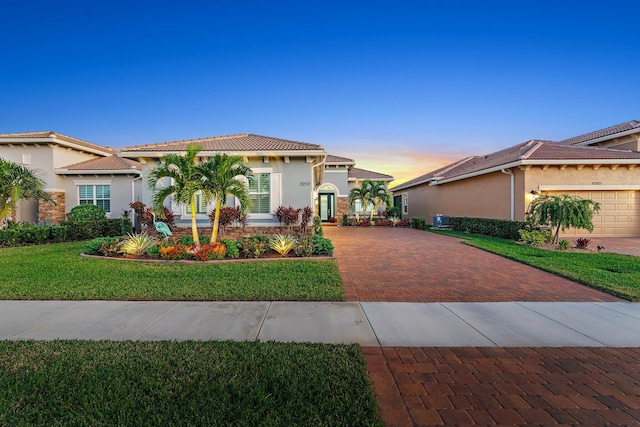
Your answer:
(211, 199), (221, 243)
(190, 195), (200, 246)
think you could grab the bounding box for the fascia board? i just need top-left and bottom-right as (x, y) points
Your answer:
(119, 150), (326, 158)
(572, 128), (640, 146)
(1, 137), (114, 156)
(55, 168), (142, 175)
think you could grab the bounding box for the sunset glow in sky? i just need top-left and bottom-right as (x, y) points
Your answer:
(2, 1), (639, 186)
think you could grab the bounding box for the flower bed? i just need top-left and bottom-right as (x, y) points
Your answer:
(84, 232), (334, 262)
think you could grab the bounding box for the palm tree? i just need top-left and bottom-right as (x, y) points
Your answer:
(199, 154), (253, 243)
(366, 180), (391, 221)
(348, 179), (391, 222)
(147, 144), (211, 246)
(0, 158), (53, 225)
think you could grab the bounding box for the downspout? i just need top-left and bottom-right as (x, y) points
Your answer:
(501, 168), (514, 220)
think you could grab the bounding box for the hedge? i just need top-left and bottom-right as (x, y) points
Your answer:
(449, 217), (527, 240)
(0, 218), (131, 247)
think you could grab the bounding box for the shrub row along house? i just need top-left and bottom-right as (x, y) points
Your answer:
(391, 120), (640, 237)
(0, 132), (392, 227)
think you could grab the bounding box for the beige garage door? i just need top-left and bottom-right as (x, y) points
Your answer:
(546, 190), (640, 237)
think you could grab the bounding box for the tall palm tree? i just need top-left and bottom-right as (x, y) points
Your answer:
(366, 180), (392, 221)
(147, 144), (210, 246)
(348, 179), (391, 222)
(199, 154), (253, 243)
(0, 158), (53, 225)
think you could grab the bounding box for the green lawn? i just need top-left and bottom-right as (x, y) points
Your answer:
(0, 340), (382, 426)
(0, 242), (344, 301)
(432, 229), (640, 301)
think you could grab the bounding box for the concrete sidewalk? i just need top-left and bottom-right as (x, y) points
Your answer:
(2, 300), (640, 346)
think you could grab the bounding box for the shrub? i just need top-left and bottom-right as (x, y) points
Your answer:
(573, 237), (592, 250)
(239, 235), (269, 258)
(449, 217), (527, 240)
(67, 204), (107, 221)
(146, 244), (161, 259)
(342, 214), (348, 227)
(62, 218), (127, 240)
(300, 206), (313, 235)
(221, 239), (240, 259)
(269, 234), (298, 257)
(178, 235), (211, 246)
(84, 237), (121, 255)
(386, 206), (401, 218)
(409, 217), (426, 230)
(312, 235), (334, 255)
(275, 205), (301, 228)
(210, 206), (239, 235)
(118, 233), (157, 256)
(313, 216), (323, 236)
(193, 243), (227, 261)
(294, 235), (314, 257)
(50, 225), (69, 242)
(159, 244), (192, 260)
(518, 229), (552, 247)
(558, 239), (570, 250)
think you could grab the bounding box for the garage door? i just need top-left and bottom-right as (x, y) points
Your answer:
(546, 190), (640, 237)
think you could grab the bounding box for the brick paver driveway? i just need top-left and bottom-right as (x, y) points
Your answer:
(324, 226), (620, 302)
(324, 226), (639, 426)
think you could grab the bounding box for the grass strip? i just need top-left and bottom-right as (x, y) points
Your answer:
(0, 242), (344, 301)
(432, 229), (640, 301)
(0, 340), (382, 426)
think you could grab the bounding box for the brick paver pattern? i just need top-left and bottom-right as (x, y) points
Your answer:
(324, 226), (637, 425)
(324, 227), (620, 302)
(365, 346), (640, 426)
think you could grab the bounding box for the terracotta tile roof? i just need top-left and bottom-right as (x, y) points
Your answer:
(0, 131), (118, 155)
(527, 142), (640, 160)
(122, 134), (323, 153)
(61, 155), (142, 171)
(325, 154), (355, 164)
(348, 167), (393, 181)
(560, 120), (640, 145)
(393, 141), (640, 191)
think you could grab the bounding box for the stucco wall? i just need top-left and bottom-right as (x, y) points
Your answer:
(61, 175), (138, 218)
(400, 171), (514, 221)
(323, 168), (349, 195)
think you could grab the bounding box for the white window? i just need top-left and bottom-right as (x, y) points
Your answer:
(249, 173), (270, 214)
(186, 191), (208, 214)
(402, 193), (408, 214)
(79, 185), (111, 212)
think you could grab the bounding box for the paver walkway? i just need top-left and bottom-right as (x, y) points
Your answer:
(324, 227), (620, 302)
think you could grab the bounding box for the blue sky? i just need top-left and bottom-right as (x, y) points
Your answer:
(2, 1), (639, 184)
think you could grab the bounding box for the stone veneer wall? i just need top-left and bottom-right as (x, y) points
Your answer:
(336, 196), (349, 219)
(38, 192), (66, 225)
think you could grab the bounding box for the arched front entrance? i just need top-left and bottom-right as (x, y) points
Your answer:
(317, 184), (338, 222)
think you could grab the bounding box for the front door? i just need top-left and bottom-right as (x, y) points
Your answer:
(319, 193), (334, 222)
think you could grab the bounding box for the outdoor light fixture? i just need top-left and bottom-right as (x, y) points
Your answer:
(530, 190), (538, 195)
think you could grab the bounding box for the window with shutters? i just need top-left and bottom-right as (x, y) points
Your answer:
(78, 185), (111, 212)
(249, 173), (270, 214)
(186, 191), (208, 214)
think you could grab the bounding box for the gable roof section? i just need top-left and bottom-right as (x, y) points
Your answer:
(559, 120), (640, 146)
(325, 154), (355, 165)
(120, 134), (325, 156)
(348, 167), (393, 181)
(56, 156), (142, 175)
(0, 131), (117, 156)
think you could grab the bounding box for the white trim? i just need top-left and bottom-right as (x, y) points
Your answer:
(119, 150), (326, 159)
(72, 179), (112, 185)
(540, 185), (640, 191)
(251, 167), (273, 174)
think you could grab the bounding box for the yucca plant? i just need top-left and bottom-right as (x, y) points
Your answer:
(118, 233), (157, 256)
(269, 234), (298, 257)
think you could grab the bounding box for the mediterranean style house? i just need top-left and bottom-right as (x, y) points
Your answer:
(391, 120), (640, 237)
(0, 132), (392, 226)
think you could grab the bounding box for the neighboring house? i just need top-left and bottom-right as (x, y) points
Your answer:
(0, 131), (140, 224)
(0, 131), (393, 226)
(391, 120), (640, 237)
(320, 155), (393, 221)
